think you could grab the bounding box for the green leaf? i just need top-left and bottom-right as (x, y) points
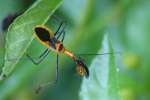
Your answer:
(79, 34), (119, 100)
(0, 0), (63, 80)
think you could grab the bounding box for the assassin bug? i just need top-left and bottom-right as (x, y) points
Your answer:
(26, 21), (89, 93)
(0, 14), (89, 93)
(0, 14), (120, 93)
(28, 23), (89, 77)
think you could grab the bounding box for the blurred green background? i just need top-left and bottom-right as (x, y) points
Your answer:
(0, 0), (150, 100)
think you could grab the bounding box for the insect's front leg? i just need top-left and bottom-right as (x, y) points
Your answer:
(26, 48), (50, 65)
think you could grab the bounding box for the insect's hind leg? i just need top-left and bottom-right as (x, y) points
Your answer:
(35, 54), (60, 94)
(26, 48), (50, 65)
(53, 54), (59, 84)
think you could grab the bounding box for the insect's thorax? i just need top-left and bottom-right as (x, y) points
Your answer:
(46, 38), (89, 78)
(45, 38), (65, 54)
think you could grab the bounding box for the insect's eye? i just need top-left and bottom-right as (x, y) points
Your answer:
(34, 27), (51, 41)
(58, 43), (64, 52)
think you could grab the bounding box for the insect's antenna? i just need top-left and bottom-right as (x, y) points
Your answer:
(76, 52), (122, 56)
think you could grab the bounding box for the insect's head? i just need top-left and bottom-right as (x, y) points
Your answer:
(76, 58), (89, 78)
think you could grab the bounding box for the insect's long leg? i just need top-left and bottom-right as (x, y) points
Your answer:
(76, 52), (122, 56)
(26, 48), (50, 65)
(44, 54), (59, 84)
(55, 21), (66, 39)
(55, 24), (65, 42)
(53, 14), (66, 36)
(60, 31), (65, 42)
(54, 22), (64, 36)
(54, 54), (59, 83)
(35, 54), (59, 94)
